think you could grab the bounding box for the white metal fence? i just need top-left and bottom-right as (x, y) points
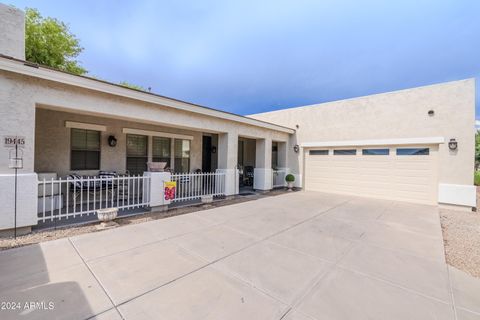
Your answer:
(171, 172), (226, 202)
(37, 175), (150, 222)
(272, 169), (287, 188)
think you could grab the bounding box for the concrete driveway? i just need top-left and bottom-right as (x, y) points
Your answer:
(1, 191), (479, 320)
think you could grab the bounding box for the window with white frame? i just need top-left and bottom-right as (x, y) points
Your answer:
(174, 139), (190, 173)
(70, 128), (101, 170)
(126, 134), (148, 175)
(152, 136), (171, 167)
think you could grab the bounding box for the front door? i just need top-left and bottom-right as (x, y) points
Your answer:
(202, 136), (212, 172)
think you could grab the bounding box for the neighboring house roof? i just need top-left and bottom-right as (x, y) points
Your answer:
(0, 55), (295, 134)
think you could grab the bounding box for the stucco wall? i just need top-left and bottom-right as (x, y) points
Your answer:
(35, 108), (204, 177)
(250, 79), (476, 187)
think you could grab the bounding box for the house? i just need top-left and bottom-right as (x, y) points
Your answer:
(0, 4), (475, 235)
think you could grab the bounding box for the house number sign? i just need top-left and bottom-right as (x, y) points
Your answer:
(4, 136), (26, 148)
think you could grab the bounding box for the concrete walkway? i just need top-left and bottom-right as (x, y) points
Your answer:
(1, 191), (479, 320)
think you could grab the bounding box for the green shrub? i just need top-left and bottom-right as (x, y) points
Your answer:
(285, 174), (295, 182)
(475, 171), (480, 186)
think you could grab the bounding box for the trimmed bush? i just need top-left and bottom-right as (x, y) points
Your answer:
(475, 171), (480, 186)
(285, 174), (295, 182)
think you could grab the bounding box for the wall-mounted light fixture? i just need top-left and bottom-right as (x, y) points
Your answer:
(211, 146), (217, 153)
(428, 110), (435, 116)
(293, 144), (300, 153)
(108, 135), (117, 147)
(448, 138), (458, 151)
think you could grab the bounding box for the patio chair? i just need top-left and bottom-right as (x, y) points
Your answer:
(244, 166), (254, 186)
(67, 172), (117, 202)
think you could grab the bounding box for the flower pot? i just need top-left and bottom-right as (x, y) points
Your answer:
(96, 207), (119, 229)
(287, 181), (294, 190)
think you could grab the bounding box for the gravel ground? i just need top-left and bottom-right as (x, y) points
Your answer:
(0, 189), (292, 251)
(440, 187), (480, 278)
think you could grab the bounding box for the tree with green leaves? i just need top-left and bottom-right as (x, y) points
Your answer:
(118, 81), (147, 91)
(25, 8), (86, 75)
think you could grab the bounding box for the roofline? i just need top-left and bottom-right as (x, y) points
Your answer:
(249, 78), (475, 117)
(0, 55), (295, 134)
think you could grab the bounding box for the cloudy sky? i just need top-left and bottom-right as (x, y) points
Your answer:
(8, 0), (480, 122)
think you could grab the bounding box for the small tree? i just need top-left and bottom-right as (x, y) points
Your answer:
(119, 81), (146, 91)
(25, 8), (86, 75)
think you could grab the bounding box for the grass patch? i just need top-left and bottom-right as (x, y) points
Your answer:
(475, 171), (480, 186)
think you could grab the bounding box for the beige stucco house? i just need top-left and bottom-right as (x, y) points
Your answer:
(0, 4), (476, 234)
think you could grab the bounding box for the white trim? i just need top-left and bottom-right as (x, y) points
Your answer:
(65, 121), (107, 132)
(301, 137), (445, 148)
(438, 183), (476, 207)
(122, 128), (193, 140)
(0, 58), (294, 134)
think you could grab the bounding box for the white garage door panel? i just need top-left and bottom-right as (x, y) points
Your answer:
(304, 146), (438, 204)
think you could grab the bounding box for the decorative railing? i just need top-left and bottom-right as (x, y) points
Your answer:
(37, 175), (150, 222)
(171, 172), (226, 202)
(272, 169), (287, 188)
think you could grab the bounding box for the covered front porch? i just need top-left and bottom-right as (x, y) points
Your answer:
(34, 106), (225, 227)
(33, 106), (290, 228)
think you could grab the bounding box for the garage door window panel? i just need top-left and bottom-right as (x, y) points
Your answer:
(396, 148), (429, 156)
(362, 149), (389, 155)
(309, 150), (329, 155)
(333, 149), (357, 155)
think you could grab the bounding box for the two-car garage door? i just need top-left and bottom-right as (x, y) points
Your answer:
(304, 145), (438, 204)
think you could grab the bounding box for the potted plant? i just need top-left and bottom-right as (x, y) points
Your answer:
(285, 174), (295, 191)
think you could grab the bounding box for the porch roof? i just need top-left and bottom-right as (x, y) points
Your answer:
(0, 55), (295, 134)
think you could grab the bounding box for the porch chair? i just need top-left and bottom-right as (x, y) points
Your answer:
(244, 166), (254, 186)
(67, 171), (118, 202)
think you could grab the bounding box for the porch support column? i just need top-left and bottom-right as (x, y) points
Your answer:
(0, 91), (37, 234)
(254, 138), (273, 191)
(216, 132), (239, 196)
(274, 141), (289, 188)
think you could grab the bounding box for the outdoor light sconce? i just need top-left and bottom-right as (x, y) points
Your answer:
(108, 135), (117, 147)
(211, 146), (217, 153)
(293, 144), (300, 153)
(428, 110), (435, 116)
(448, 138), (458, 151)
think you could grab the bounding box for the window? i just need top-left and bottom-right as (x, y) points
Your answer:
(126, 134), (148, 175)
(309, 150), (328, 155)
(362, 148), (389, 155)
(333, 149), (356, 155)
(71, 128), (100, 170)
(396, 148), (430, 156)
(152, 136), (171, 167)
(174, 139), (190, 173)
